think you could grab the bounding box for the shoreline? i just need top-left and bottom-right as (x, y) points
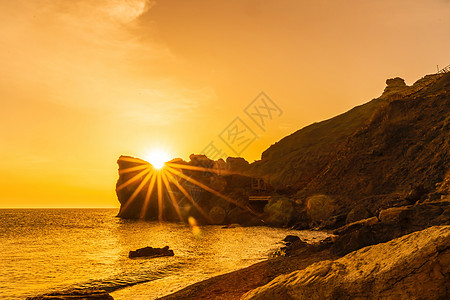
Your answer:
(157, 246), (335, 300)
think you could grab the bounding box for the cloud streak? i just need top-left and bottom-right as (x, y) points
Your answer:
(0, 0), (212, 126)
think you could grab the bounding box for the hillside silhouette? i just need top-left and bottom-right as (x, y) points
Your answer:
(250, 71), (449, 217)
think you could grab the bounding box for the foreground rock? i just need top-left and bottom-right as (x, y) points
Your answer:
(26, 289), (113, 300)
(242, 226), (450, 300)
(129, 246), (174, 258)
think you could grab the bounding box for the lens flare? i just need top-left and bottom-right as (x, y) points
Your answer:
(188, 216), (202, 237)
(145, 149), (171, 169)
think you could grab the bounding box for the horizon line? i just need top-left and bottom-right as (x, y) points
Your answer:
(0, 207), (119, 209)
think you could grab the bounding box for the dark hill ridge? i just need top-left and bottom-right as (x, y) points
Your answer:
(300, 73), (449, 208)
(252, 96), (387, 188)
(251, 73), (449, 192)
(251, 72), (449, 213)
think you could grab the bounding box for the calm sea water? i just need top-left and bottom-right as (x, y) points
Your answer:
(0, 209), (328, 299)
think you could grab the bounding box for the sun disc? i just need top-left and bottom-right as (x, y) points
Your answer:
(145, 149), (171, 169)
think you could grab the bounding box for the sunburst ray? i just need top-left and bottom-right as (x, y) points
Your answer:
(166, 162), (233, 175)
(140, 170), (157, 219)
(121, 171), (152, 214)
(118, 156), (149, 164)
(119, 164), (149, 175)
(117, 168), (150, 191)
(157, 172), (163, 221)
(164, 170), (213, 223)
(166, 166), (260, 217)
(161, 172), (184, 222)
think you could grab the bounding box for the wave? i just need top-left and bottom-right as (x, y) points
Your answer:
(48, 261), (185, 294)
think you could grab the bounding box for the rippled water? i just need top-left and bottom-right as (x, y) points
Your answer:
(0, 209), (328, 299)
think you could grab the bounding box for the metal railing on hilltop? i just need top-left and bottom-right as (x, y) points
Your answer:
(437, 65), (450, 74)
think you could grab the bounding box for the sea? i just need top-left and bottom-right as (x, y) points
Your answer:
(0, 208), (329, 299)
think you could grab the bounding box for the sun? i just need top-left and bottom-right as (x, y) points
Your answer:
(144, 149), (171, 169)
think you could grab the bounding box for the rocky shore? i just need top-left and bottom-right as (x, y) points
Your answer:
(157, 206), (450, 299)
(106, 71), (450, 299)
(242, 226), (450, 300)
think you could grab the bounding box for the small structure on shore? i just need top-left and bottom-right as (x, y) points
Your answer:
(249, 177), (273, 205)
(129, 246), (174, 258)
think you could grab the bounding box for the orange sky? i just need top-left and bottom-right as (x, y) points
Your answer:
(1, 0), (449, 208)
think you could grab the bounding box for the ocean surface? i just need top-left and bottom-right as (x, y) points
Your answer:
(0, 209), (328, 299)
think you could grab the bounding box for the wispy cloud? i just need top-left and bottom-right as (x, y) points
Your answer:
(0, 0), (213, 127)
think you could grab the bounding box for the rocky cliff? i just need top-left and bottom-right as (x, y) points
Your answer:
(253, 73), (449, 192)
(250, 72), (450, 226)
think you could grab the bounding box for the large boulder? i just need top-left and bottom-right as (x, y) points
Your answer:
(378, 206), (413, 224)
(345, 205), (372, 224)
(242, 226), (450, 300)
(264, 196), (295, 226)
(378, 202), (446, 226)
(333, 216), (379, 236)
(382, 77), (407, 96)
(306, 194), (335, 224)
(283, 235), (301, 244)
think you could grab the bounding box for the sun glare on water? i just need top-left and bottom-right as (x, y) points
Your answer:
(145, 149), (171, 169)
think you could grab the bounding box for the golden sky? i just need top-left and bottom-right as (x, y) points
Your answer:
(1, 0), (449, 208)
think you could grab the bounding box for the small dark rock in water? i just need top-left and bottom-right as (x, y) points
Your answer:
(284, 239), (309, 256)
(129, 246), (174, 258)
(26, 289), (113, 299)
(283, 235), (300, 244)
(280, 235), (310, 256)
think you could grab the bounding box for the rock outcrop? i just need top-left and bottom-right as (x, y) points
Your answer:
(330, 200), (450, 256)
(382, 77), (407, 96)
(242, 226), (450, 300)
(115, 155), (261, 225)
